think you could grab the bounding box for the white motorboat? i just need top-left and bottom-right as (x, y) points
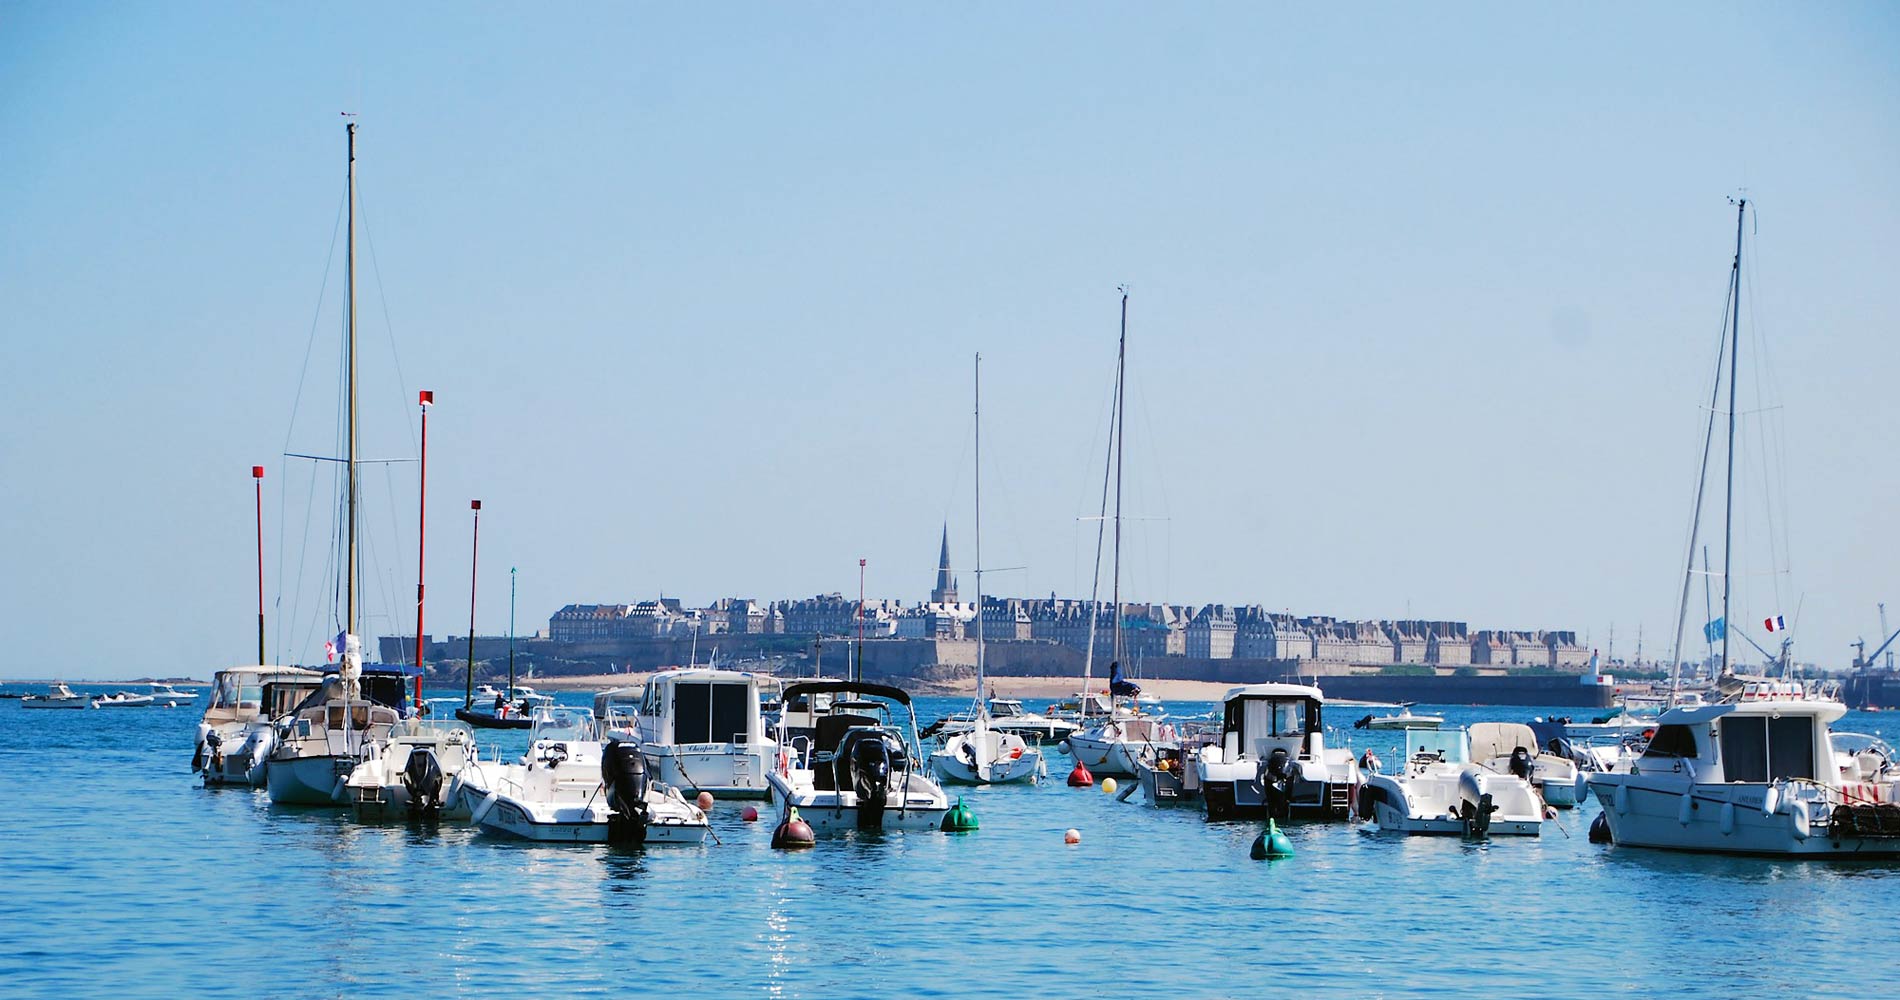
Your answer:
(511, 685), (555, 709)
(148, 683), (198, 707)
(766, 680), (950, 835)
(21, 683), (89, 709)
(194, 666), (324, 786)
(345, 716), (479, 821)
(465, 706), (708, 844)
(1357, 728), (1544, 837)
(1469, 721), (1585, 808)
(92, 690), (156, 708)
(1542, 707), (1658, 741)
(1588, 680), (1900, 857)
(1352, 704), (1445, 731)
(1134, 723), (1220, 806)
(1196, 683), (1361, 821)
(616, 668), (778, 798)
(265, 657), (409, 806)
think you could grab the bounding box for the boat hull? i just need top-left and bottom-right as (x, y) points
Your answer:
(475, 797), (708, 844)
(644, 745), (773, 798)
(766, 770), (949, 833)
(1590, 778), (1900, 857)
(267, 754), (353, 806)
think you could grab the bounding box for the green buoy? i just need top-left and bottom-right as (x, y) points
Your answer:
(940, 797), (979, 832)
(1250, 818), (1294, 860)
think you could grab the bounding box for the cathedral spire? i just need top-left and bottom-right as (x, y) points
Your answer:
(930, 523), (958, 604)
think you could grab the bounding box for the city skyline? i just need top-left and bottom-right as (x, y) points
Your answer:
(3, 6), (1896, 679)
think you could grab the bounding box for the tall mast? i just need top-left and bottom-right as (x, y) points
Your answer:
(465, 500), (481, 709)
(1111, 290), (1127, 666)
(973, 353), (985, 707)
(1720, 199), (1745, 675)
(416, 390), (432, 710)
(253, 465), (266, 664)
(345, 121), (359, 639)
(508, 566), (517, 701)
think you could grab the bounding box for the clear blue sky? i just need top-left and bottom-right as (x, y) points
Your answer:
(3, 4), (1896, 679)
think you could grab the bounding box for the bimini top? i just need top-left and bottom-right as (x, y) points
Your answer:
(1221, 682), (1326, 704)
(780, 680), (913, 707)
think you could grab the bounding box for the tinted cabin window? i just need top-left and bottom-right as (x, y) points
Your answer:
(1768, 715), (1815, 781)
(710, 684), (748, 744)
(1646, 724), (1698, 758)
(1719, 717), (1768, 783)
(674, 683), (711, 743)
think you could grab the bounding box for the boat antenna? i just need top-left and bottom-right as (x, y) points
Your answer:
(508, 566), (517, 703)
(1720, 197), (1745, 677)
(415, 389), (432, 711)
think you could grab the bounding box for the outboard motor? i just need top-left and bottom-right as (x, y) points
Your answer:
(200, 729), (223, 774)
(1588, 811), (1613, 844)
(849, 732), (893, 831)
(1259, 747), (1301, 822)
(1353, 714), (1374, 730)
(602, 740), (652, 845)
(402, 748), (445, 819)
(1508, 747), (1533, 782)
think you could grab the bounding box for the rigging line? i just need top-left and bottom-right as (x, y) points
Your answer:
(1666, 260), (1737, 682)
(355, 185), (419, 454)
(282, 188), (348, 458)
(1742, 227), (1794, 608)
(285, 459), (323, 666)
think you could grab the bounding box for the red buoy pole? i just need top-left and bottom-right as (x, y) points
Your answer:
(253, 465), (265, 664)
(415, 390), (433, 712)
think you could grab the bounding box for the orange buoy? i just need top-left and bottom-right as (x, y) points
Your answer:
(696, 791), (715, 811)
(741, 805), (760, 822)
(1067, 762), (1094, 787)
(1064, 828), (1081, 845)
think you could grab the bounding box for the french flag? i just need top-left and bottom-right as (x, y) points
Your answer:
(1764, 615), (1786, 633)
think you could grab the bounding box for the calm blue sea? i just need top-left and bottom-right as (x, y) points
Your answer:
(3, 685), (1895, 999)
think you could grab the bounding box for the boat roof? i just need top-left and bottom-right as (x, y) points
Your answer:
(1659, 699), (1846, 726)
(647, 667), (764, 684)
(1221, 682), (1326, 702)
(781, 679), (912, 706)
(215, 665), (323, 679)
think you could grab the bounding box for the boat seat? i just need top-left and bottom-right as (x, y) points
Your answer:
(1469, 722), (1538, 764)
(815, 714), (877, 754)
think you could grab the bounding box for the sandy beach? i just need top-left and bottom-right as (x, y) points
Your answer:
(525, 672), (1241, 702)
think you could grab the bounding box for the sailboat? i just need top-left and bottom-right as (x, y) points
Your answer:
(266, 122), (411, 806)
(1587, 200), (1900, 856)
(929, 354), (1043, 785)
(1064, 291), (1172, 776)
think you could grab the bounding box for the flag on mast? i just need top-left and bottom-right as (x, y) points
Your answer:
(1703, 618), (1726, 643)
(1764, 615), (1786, 633)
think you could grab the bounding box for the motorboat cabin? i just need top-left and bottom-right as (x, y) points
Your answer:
(195, 665), (323, 787)
(627, 669), (777, 799)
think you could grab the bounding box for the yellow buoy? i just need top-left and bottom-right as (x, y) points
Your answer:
(1101, 777), (1118, 795)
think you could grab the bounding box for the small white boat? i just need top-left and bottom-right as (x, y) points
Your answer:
(929, 715), (1043, 785)
(1352, 704), (1444, 731)
(346, 717), (480, 821)
(926, 699), (1079, 746)
(1469, 722), (1584, 808)
(148, 683), (199, 707)
(766, 680), (950, 835)
(1134, 724), (1220, 806)
(92, 690), (156, 708)
(1196, 683), (1361, 821)
(466, 706), (708, 844)
(265, 654), (408, 807)
(1357, 727), (1544, 837)
(1066, 713), (1176, 776)
(21, 683), (89, 709)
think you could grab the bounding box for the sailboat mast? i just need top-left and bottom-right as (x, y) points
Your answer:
(508, 566), (517, 701)
(973, 353), (985, 701)
(1111, 290), (1127, 666)
(345, 121), (359, 639)
(1720, 199), (1745, 674)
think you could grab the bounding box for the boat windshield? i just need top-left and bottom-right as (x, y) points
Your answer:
(1231, 697), (1312, 741)
(1406, 728), (1469, 763)
(988, 700), (1026, 718)
(211, 674), (261, 711)
(531, 707), (596, 742)
(1644, 724), (1698, 758)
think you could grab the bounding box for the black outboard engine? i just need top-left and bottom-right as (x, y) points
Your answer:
(1508, 747), (1533, 782)
(847, 732), (893, 831)
(1259, 747), (1301, 821)
(198, 730), (222, 773)
(402, 748), (445, 819)
(602, 740), (651, 845)
(1353, 714), (1373, 730)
